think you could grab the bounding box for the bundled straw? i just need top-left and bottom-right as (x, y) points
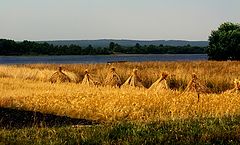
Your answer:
(49, 67), (71, 83)
(81, 69), (99, 86)
(104, 67), (122, 87)
(226, 79), (240, 94)
(149, 72), (169, 92)
(183, 73), (210, 94)
(122, 69), (144, 88)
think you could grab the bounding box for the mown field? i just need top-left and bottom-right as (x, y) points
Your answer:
(0, 61), (239, 144)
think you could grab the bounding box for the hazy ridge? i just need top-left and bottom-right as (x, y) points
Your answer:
(40, 39), (208, 47)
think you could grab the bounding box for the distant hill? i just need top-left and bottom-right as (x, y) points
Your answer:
(39, 39), (208, 47)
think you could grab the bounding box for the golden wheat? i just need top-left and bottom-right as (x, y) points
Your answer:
(0, 61), (239, 123)
(1, 77), (240, 122)
(0, 65), (78, 82)
(5, 61), (238, 88)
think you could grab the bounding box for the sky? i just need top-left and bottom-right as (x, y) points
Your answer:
(0, 0), (239, 41)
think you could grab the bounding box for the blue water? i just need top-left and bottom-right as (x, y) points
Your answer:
(0, 54), (208, 64)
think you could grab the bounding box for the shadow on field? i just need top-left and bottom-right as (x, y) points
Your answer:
(0, 107), (98, 129)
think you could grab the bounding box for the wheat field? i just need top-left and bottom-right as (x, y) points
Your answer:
(0, 61), (239, 123)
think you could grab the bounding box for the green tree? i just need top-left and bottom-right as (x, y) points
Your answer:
(109, 42), (115, 51)
(207, 22), (240, 60)
(113, 43), (123, 53)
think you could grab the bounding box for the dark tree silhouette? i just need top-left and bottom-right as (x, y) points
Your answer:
(207, 22), (240, 60)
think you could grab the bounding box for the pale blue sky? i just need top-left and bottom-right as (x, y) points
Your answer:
(0, 0), (239, 41)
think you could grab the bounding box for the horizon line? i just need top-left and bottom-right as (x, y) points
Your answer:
(32, 39), (208, 42)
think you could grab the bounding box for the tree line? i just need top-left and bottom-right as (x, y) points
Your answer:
(0, 39), (205, 56)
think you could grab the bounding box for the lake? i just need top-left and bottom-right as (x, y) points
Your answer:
(0, 54), (208, 64)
